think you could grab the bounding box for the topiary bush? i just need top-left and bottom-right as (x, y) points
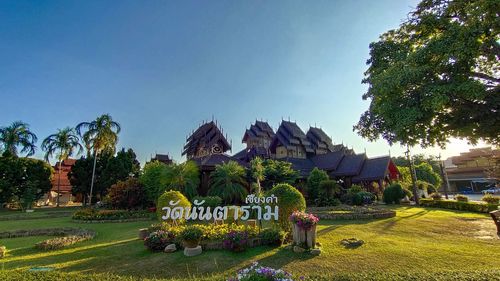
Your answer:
(267, 183), (306, 231)
(156, 190), (191, 223)
(383, 183), (405, 204)
(482, 194), (500, 205)
(352, 191), (376, 205)
(191, 196), (222, 209)
(455, 194), (469, 202)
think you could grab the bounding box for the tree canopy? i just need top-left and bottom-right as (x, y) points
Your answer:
(0, 121), (38, 157)
(261, 159), (299, 190)
(355, 0), (500, 147)
(209, 161), (248, 204)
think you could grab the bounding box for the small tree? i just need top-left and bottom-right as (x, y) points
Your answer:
(209, 161), (247, 204)
(107, 178), (148, 210)
(261, 159), (299, 190)
(139, 161), (169, 202)
(319, 180), (340, 198)
(307, 168), (329, 202)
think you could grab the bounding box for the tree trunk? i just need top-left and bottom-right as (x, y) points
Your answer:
(89, 151), (98, 206)
(57, 159), (62, 207)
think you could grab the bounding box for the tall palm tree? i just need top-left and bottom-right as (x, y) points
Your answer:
(41, 127), (83, 207)
(209, 161), (248, 204)
(0, 121), (37, 156)
(76, 114), (121, 205)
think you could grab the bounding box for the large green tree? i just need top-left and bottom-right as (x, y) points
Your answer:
(140, 161), (170, 202)
(41, 127), (83, 207)
(355, 0), (500, 147)
(164, 160), (200, 200)
(306, 167), (329, 202)
(76, 114), (121, 205)
(101, 148), (140, 190)
(261, 159), (299, 190)
(0, 121), (37, 157)
(209, 161), (248, 204)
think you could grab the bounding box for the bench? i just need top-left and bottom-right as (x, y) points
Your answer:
(490, 210), (500, 236)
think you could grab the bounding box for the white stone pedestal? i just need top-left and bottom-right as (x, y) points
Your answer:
(183, 245), (202, 257)
(292, 224), (317, 249)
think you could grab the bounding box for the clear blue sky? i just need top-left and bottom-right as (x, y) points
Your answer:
(0, 0), (478, 164)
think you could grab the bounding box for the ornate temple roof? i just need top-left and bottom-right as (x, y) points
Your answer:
(151, 154), (173, 165)
(306, 127), (335, 152)
(330, 153), (367, 177)
(182, 121), (231, 158)
(353, 156), (399, 182)
(242, 121), (275, 142)
(269, 121), (314, 154)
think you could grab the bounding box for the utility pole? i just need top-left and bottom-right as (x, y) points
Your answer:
(438, 154), (450, 199)
(406, 147), (419, 206)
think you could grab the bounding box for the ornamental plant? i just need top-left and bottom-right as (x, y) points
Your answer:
(156, 190), (191, 222)
(289, 211), (319, 231)
(259, 228), (286, 246)
(455, 194), (469, 203)
(223, 230), (248, 252)
(143, 230), (175, 252)
(228, 262), (293, 281)
(267, 183), (306, 231)
(482, 194), (500, 205)
(179, 225), (203, 244)
(430, 192), (443, 200)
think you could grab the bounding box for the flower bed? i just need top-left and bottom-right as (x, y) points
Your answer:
(420, 199), (499, 213)
(307, 205), (396, 220)
(72, 209), (154, 222)
(35, 234), (94, 250)
(229, 262), (293, 281)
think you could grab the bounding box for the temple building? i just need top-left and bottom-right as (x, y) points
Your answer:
(185, 119), (400, 192)
(44, 158), (78, 205)
(149, 153), (173, 165)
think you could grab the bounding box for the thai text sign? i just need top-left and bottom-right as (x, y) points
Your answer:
(161, 194), (279, 221)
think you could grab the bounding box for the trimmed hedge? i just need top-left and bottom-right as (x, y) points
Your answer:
(156, 190), (191, 222)
(420, 199), (499, 213)
(267, 183), (306, 231)
(72, 209), (153, 221)
(0, 270), (499, 281)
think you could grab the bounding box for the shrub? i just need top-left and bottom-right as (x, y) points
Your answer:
(352, 191), (376, 205)
(455, 194), (469, 202)
(35, 235), (93, 251)
(191, 196), (222, 208)
(314, 197), (341, 207)
(482, 194), (500, 205)
(340, 185), (364, 205)
(289, 211), (319, 231)
(306, 168), (329, 202)
(318, 180), (341, 198)
(156, 190), (191, 222)
(427, 184), (437, 194)
(267, 183), (306, 231)
(349, 185), (363, 194)
(259, 228), (286, 246)
(223, 231), (248, 252)
(420, 199), (499, 213)
(72, 209), (152, 221)
(143, 230), (175, 251)
(179, 225), (203, 243)
(156, 222), (258, 241)
(107, 178), (148, 210)
(430, 192), (442, 200)
(383, 183), (405, 204)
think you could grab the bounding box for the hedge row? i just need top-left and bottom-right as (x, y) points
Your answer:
(0, 270), (499, 281)
(72, 209), (154, 221)
(419, 199), (499, 213)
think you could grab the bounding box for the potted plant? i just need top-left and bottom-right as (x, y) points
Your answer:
(289, 211), (319, 249)
(259, 228), (286, 247)
(180, 226), (203, 248)
(223, 230), (248, 252)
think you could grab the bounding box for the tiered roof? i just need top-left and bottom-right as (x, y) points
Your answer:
(242, 121), (275, 143)
(352, 156), (396, 183)
(182, 121), (231, 158)
(151, 154), (173, 165)
(269, 121), (314, 154)
(306, 127), (335, 152)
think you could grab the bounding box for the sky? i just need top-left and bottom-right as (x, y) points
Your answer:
(0, 0), (486, 165)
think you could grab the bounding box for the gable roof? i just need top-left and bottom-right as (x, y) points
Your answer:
(233, 147), (270, 162)
(352, 156), (391, 182)
(306, 127), (335, 152)
(269, 121), (314, 153)
(242, 121), (275, 142)
(283, 157), (315, 177)
(331, 153), (367, 177)
(310, 150), (345, 171)
(182, 121), (231, 157)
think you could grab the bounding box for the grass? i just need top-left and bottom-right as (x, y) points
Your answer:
(0, 206), (499, 280)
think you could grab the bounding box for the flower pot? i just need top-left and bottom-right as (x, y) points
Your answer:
(183, 239), (199, 248)
(292, 223), (317, 249)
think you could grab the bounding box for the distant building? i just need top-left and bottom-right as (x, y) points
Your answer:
(184, 119), (400, 194)
(445, 147), (499, 192)
(150, 154), (173, 165)
(48, 158), (77, 205)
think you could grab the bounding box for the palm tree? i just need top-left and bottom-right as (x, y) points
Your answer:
(0, 121), (37, 156)
(250, 157), (265, 195)
(209, 161), (248, 204)
(41, 127), (83, 207)
(76, 114), (121, 205)
(165, 160), (200, 199)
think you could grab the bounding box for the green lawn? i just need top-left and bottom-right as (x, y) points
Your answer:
(0, 206), (499, 280)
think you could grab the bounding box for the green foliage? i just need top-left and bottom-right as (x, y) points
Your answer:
(156, 190), (191, 222)
(107, 178), (149, 210)
(0, 121), (37, 157)
(191, 196), (222, 208)
(41, 127), (82, 162)
(267, 183), (306, 231)
(315, 197), (341, 207)
(307, 168), (329, 202)
(402, 188), (413, 199)
(355, 0), (500, 147)
(140, 161), (169, 202)
(318, 179), (340, 199)
(481, 194), (500, 205)
(0, 155), (52, 209)
(143, 230), (175, 252)
(72, 209), (152, 221)
(352, 191), (376, 206)
(100, 148), (141, 191)
(261, 159), (299, 190)
(35, 235), (93, 251)
(383, 183), (405, 204)
(455, 194), (469, 203)
(209, 161), (247, 204)
(76, 114), (121, 155)
(420, 199), (499, 213)
(430, 192), (442, 200)
(165, 160), (200, 199)
(259, 228), (286, 246)
(249, 157), (265, 194)
(179, 225), (203, 242)
(154, 222), (259, 241)
(415, 163), (442, 187)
